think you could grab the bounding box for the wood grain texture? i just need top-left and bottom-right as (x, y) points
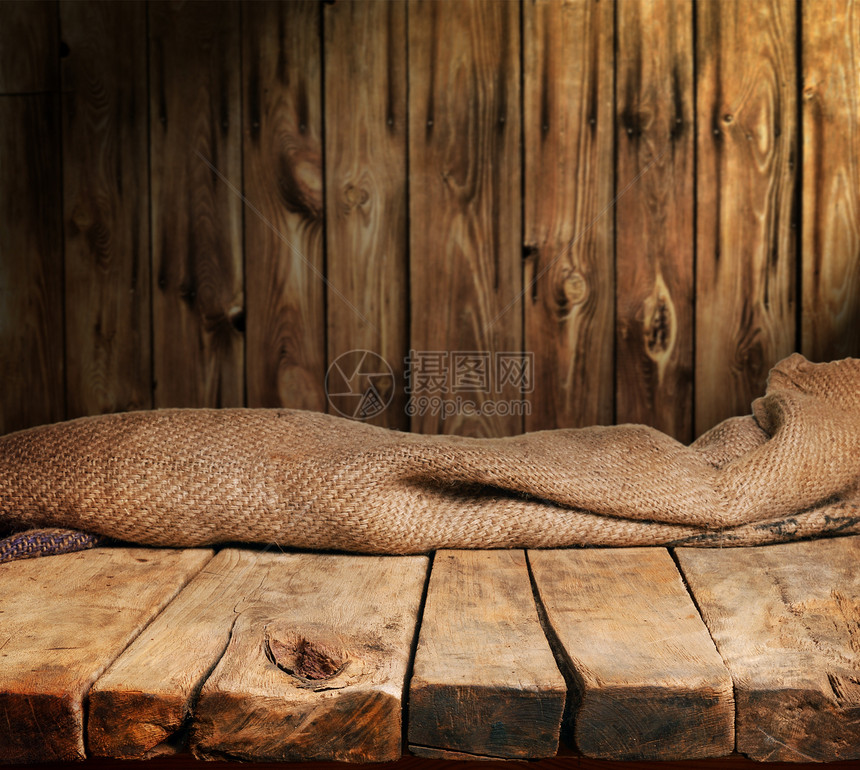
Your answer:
(89, 549), (267, 759)
(801, 0), (860, 361)
(0, 0), (57, 93)
(0, 547), (212, 764)
(244, 1), (326, 412)
(695, 0), (798, 435)
(0, 95), (64, 435)
(677, 537), (860, 763)
(0, 750), (850, 770)
(615, 0), (694, 442)
(408, 0), (523, 437)
(192, 553), (428, 763)
(523, 0), (614, 430)
(61, 1), (150, 418)
(408, 550), (565, 759)
(149, 0), (244, 408)
(529, 548), (734, 761)
(324, 0), (408, 430)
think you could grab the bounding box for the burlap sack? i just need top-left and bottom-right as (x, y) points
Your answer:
(1, 352), (859, 560)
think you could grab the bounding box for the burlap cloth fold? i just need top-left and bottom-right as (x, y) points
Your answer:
(1, 353), (859, 561)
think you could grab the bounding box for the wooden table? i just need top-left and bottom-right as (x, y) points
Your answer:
(1, 538), (859, 767)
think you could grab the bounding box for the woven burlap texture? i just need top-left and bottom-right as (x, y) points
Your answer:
(2, 353), (859, 553)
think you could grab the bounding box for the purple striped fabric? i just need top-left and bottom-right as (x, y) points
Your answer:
(0, 528), (106, 564)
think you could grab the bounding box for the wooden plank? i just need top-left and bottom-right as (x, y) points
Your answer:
(615, 0), (694, 442)
(149, 0), (244, 408)
(61, 1), (150, 418)
(0, 0), (57, 94)
(408, 0), (522, 437)
(529, 548), (734, 761)
(408, 550), (565, 759)
(243, 1), (326, 412)
(523, 0), (614, 431)
(89, 549), (269, 758)
(0, 547), (212, 763)
(695, 0), (797, 435)
(191, 553), (428, 763)
(801, 0), (860, 361)
(0, 94), (64, 435)
(324, 0), (408, 430)
(677, 537), (860, 763)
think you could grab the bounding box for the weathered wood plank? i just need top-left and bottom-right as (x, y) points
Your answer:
(0, 94), (64, 435)
(615, 0), (694, 442)
(523, 0), (614, 430)
(695, 0), (797, 434)
(801, 0), (860, 361)
(61, 0), (150, 417)
(0, 0), (57, 94)
(408, 0), (522, 437)
(677, 537), (860, 763)
(149, 0), (244, 408)
(243, 1), (326, 412)
(324, 0), (408, 429)
(408, 550), (565, 759)
(529, 548), (734, 761)
(191, 553), (427, 763)
(0, 547), (212, 764)
(89, 549), (268, 758)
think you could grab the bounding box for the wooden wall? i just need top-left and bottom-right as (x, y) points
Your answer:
(1, 0), (858, 441)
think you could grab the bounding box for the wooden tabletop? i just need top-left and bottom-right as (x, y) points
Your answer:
(1, 537), (859, 766)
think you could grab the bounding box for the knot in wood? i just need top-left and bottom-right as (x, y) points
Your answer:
(265, 630), (346, 685)
(70, 203), (93, 232)
(561, 271), (588, 306)
(343, 184), (370, 209)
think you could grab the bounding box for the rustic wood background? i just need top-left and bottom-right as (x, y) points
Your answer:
(1, 0), (858, 441)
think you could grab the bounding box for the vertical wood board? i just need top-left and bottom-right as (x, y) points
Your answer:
(695, 0), (798, 434)
(523, 0), (615, 430)
(324, 0), (408, 429)
(408, 0), (523, 437)
(0, 0), (57, 93)
(149, 0), (244, 408)
(61, 0), (151, 417)
(0, 95), (64, 435)
(243, 0), (326, 411)
(801, 0), (860, 361)
(615, 0), (694, 441)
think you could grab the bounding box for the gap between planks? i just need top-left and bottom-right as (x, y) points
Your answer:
(89, 548), (428, 763)
(8, 540), (860, 764)
(528, 547), (734, 761)
(0, 547), (214, 764)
